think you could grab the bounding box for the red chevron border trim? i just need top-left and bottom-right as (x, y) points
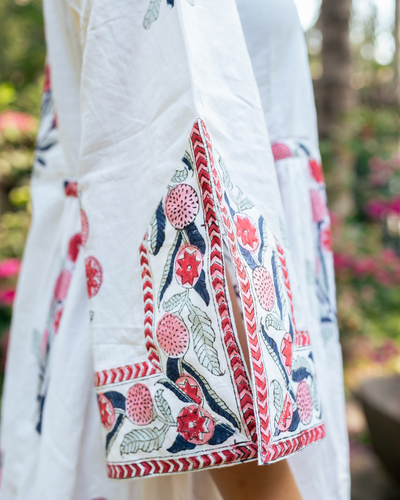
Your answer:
(275, 240), (298, 336)
(94, 361), (159, 387)
(190, 121), (256, 442)
(295, 331), (311, 347)
(194, 119), (271, 461)
(266, 423), (325, 462)
(107, 442), (258, 479)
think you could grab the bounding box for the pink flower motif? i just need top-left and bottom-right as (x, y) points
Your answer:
(80, 209), (89, 246)
(0, 110), (36, 134)
(68, 233), (82, 263)
(234, 214), (260, 252)
(271, 143), (292, 161)
(280, 333), (293, 375)
(175, 244), (203, 288)
(310, 190), (327, 223)
(296, 380), (313, 425)
(277, 394), (293, 432)
(309, 159), (325, 184)
(53, 307), (63, 333)
(176, 375), (203, 405)
(177, 405), (215, 444)
(320, 226), (332, 252)
(156, 313), (189, 358)
(54, 270), (72, 302)
(98, 394), (116, 430)
(64, 181), (78, 197)
(126, 383), (153, 425)
(85, 256), (103, 298)
(252, 267), (275, 311)
(165, 184), (199, 229)
(0, 258), (20, 279)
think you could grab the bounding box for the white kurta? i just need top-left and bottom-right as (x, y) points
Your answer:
(0, 1), (350, 499)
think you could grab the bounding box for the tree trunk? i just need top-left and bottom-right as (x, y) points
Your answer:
(317, 0), (355, 138)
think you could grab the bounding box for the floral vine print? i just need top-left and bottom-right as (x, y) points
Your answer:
(143, 0), (194, 29)
(95, 120), (324, 479)
(34, 63), (58, 169)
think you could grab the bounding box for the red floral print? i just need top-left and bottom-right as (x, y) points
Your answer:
(68, 233), (82, 263)
(271, 143), (292, 161)
(280, 332), (293, 375)
(165, 184), (199, 229)
(277, 394), (293, 432)
(252, 266), (275, 311)
(176, 375), (203, 405)
(98, 394), (116, 430)
(156, 313), (189, 358)
(320, 226), (332, 252)
(175, 244), (203, 287)
(85, 256), (103, 298)
(297, 380), (313, 425)
(64, 181), (78, 197)
(177, 405), (215, 444)
(310, 190), (327, 223)
(53, 307), (63, 334)
(309, 158), (324, 184)
(54, 270), (72, 302)
(80, 209), (89, 246)
(126, 383), (154, 425)
(234, 214), (260, 252)
(43, 64), (51, 93)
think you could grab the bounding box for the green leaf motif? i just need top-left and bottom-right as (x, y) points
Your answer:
(163, 292), (186, 312)
(120, 424), (169, 455)
(154, 389), (175, 424)
(279, 217), (290, 249)
(273, 252), (287, 319)
(218, 154), (233, 192)
(158, 231), (180, 308)
(271, 380), (284, 426)
(186, 0), (195, 5)
(265, 314), (285, 331)
(188, 304), (223, 376)
(292, 356), (311, 373)
(170, 168), (188, 184)
(143, 0), (162, 29)
(239, 198), (254, 211)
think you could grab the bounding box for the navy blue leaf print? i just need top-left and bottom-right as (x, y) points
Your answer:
(308, 352), (314, 362)
(271, 251), (283, 319)
(153, 201), (166, 256)
(105, 413), (124, 454)
(224, 192), (236, 218)
(36, 395), (45, 434)
(288, 408), (301, 432)
(291, 368), (312, 382)
(182, 361), (240, 429)
(258, 215), (265, 264)
(159, 232), (182, 304)
(158, 380), (192, 403)
(208, 424), (235, 445)
(194, 270), (210, 306)
(238, 244), (258, 270)
(182, 155), (193, 172)
(261, 326), (291, 391)
(103, 391), (126, 410)
(298, 143), (310, 156)
(185, 222), (206, 254)
(167, 434), (196, 453)
(289, 320), (294, 342)
(166, 0), (174, 5)
(166, 358), (180, 383)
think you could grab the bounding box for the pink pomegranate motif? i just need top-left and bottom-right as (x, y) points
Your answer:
(234, 214), (260, 252)
(252, 267), (275, 311)
(296, 380), (313, 425)
(54, 270), (72, 302)
(177, 405), (215, 444)
(80, 209), (89, 246)
(277, 394), (293, 432)
(280, 332), (293, 375)
(165, 184), (199, 229)
(176, 375), (203, 405)
(156, 313), (189, 358)
(85, 256), (103, 298)
(310, 190), (327, 223)
(64, 181), (78, 197)
(320, 226), (332, 252)
(68, 233), (82, 263)
(271, 143), (292, 161)
(175, 244), (203, 288)
(53, 307), (63, 334)
(126, 383), (154, 425)
(98, 393), (116, 430)
(309, 158), (324, 184)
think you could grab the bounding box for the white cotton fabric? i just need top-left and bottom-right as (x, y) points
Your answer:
(0, 0), (350, 499)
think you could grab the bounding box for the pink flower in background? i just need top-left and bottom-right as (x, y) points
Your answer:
(0, 259), (20, 279)
(366, 199), (387, 219)
(352, 257), (375, 277)
(0, 288), (15, 306)
(389, 196), (400, 214)
(0, 110), (36, 134)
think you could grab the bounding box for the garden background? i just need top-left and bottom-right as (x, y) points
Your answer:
(1, 0), (400, 498)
